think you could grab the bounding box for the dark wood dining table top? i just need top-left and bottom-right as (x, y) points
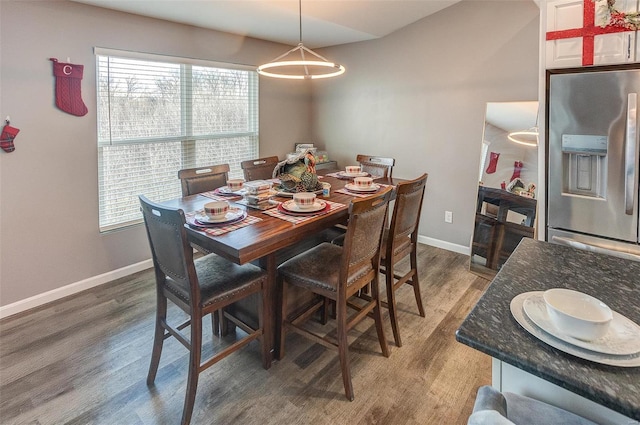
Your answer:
(162, 173), (400, 266)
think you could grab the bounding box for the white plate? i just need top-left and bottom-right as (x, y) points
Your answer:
(510, 292), (640, 367)
(344, 183), (379, 192)
(523, 292), (640, 356)
(281, 199), (327, 213)
(339, 171), (368, 178)
(236, 199), (279, 211)
(195, 207), (244, 224)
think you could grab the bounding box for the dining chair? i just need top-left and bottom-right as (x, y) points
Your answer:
(241, 156), (279, 181)
(178, 163), (230, 197)
(331, 173), (428, 347)
(356, 154), (395, 178)
(178, 163), (231, 258)
(379, 173), (428, 347)
(277, 187), (392, 401)
(139, 195), (269, 425)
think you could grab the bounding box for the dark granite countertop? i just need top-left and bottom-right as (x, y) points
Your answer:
(456, 238), (640, 420)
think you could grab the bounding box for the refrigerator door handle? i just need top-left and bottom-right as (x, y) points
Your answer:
(625, 93), (638, 215)
(551, 236), (640, 261)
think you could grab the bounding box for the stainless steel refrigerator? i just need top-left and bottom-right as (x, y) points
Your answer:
(547, 66), (640, 261)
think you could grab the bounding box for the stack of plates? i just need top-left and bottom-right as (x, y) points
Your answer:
(214, 186), (245, 196)
(336, 171), (369, 178)
(344, 183), (380, 194)
(510, 291), (640, 366)
(278, 199), (329, 216)
(193, 208), (247, 226)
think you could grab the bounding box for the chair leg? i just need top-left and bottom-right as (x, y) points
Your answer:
(410, 249), (426, 317)
(385, 262), (402, 347)
(259, 285), (270, 370)
(220, 309), (231, 336)
(212, 310), (220, 337)
(181, 316), (202, 425)
(321, 297), (329, 325)
(147, 293), (167, 386)
(278, 278), (289, 360)
(372, 276), (390, 357)
(336, 296), (354, 401)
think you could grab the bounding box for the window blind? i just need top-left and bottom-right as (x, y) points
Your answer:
(96, 49), (259, 231)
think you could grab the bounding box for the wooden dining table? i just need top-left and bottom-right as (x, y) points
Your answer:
(162, 171), (401, 368)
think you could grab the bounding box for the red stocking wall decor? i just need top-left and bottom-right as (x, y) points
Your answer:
(49, 58), (88, 117)
(511, 161), (523, 182)
(1, 119), (19, 153)
(486, 152), (500, 174)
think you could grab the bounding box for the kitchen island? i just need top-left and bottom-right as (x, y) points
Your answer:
(456, 238), (640, 424)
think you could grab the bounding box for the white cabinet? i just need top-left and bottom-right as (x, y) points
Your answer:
(545, 0), (638, 68)
(492, 359), (636, 425)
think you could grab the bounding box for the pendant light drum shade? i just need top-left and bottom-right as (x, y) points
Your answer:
(257, 1), (346, 80)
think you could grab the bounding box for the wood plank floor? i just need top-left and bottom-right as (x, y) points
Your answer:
(0, 245), (491, 425)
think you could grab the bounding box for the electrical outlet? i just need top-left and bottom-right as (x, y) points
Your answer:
(445, 211), (453, 223)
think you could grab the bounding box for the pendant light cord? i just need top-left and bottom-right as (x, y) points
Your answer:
(299, 0), (303, 44)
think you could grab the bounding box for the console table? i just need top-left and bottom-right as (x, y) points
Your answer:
(470, 186), (537, 279)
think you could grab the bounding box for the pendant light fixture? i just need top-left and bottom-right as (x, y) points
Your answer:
(508, 128), (539, 147)
(257, 0), (346, 80)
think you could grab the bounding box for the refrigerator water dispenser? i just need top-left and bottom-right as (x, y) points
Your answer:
(561, 135), (608, 198)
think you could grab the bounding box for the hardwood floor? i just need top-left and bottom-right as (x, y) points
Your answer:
(0, 245), (491, 425)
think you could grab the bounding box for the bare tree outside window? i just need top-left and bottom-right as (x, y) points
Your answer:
(96, 54), (259, 231)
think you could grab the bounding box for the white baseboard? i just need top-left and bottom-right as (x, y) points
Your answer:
(1, 237), (468, 320)
(418, 235), (470, 256)
(0, 259), (153, 320)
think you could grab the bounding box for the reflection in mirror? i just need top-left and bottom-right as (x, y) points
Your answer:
(470, 101), (539, 280)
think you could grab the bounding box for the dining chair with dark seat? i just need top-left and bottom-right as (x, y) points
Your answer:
(178, 163), (230, 197)
(139, 195), (269, 425)
(241, 156), (279, 181)
(277, 187), (392, 401)
(331, 173), (428, 347)
(379, 173), (428, 347)
(356, 154), (395, 178)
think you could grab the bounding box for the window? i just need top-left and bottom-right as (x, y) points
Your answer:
(95, 48), (259, 231)
(479, 140), (490, 182)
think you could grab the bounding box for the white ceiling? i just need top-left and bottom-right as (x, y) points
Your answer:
(70, 0), (462, 48)
(485, 101), (539, 133)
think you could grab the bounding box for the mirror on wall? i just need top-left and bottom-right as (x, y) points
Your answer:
(470, 101), (539, 280)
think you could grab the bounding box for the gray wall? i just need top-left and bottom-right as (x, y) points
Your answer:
(0, 0), (540, 308)
(0, 1), (311, 306)
(313, 0), (540, 248)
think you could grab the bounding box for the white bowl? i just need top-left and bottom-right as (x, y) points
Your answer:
(293, 192), (316, 209)
(354, 176), (373, 188)
(543, 288), (613, 341)
(204, 201), (229, 219)
(226, 179), (244, 191)
(345, 165), (361, 174)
